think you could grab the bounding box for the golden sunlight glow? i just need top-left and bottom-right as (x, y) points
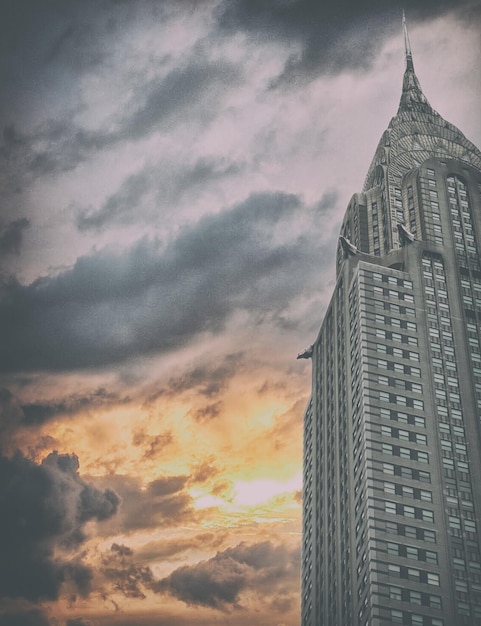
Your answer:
(232, 473), (302, 507)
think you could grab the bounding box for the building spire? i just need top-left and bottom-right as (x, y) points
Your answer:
(397, 12), (432, 114)
(402, 10), (414, 72)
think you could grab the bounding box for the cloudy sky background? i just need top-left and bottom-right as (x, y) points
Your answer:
(0, 1), (480, 624)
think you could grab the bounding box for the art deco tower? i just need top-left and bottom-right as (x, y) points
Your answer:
(301, 18), (481, 626)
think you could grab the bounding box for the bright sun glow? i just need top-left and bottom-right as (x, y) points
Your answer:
(232, 474), (302, 507)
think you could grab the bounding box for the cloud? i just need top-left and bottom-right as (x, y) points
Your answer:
(136, 531), (226, 562)
(0, 386), (130, 453)
(0, 218), (30, 257)
(76, 157), (242, 232)
(1, 42), (239, 187)
(0, 190), (337, 374)
(150, 353), (244, 402)
(131, 430), (174, 459)
(191, 401), (223, 423)
(101, 543), (155, 599)
(217, 0), (479, 84)
(0, 609), (53, 626)
(0, 451), (120, 602)
(190, 459), (220, 483)
(94, 539), (300, 614)
(156, 540), (300, 609)
(91, 474), (195, 532)
(20, 387), (130, 426)
(66, 619), (95, 626)
(119, 61), (239, 141)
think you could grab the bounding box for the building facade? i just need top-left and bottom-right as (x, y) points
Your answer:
(301, 20), (481, 626)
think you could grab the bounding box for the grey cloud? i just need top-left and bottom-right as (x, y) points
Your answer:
(0, 121), (112, 197)
(101, 543), (155, 599)
(0, 386), (129, 454)
(155, 540), (300, 609)
(121, 61), (239, 141)
(0, 53), (239, 187)
(13, 58), (237, 181)
(0, 451), (119, 602)
(20, 387), (130, 426)
(66, 619), (95, 626)
(148, 475), (188, 497)
(77, 157), (242, 232)
(191, 401), (223, 423)
(150, 353), (244, 402)
(0, 190), (338, 374)
(0, 609), (53, 626)
(0, 218), (30, 257)
(191, 460), (219, 484)
(77, 169), (153, 232)
(131, 429), (174, 459)
(136, 531), (226, 562)
(218, 0), (479, 84)
(91, 474), (195, 532)
(0, 387), (24, 440)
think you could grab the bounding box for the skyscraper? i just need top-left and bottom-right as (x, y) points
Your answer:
(301, 17), (481, 626)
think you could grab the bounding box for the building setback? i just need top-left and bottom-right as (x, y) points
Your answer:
(301, 18), (481, 626)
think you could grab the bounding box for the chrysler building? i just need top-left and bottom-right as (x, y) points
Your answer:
(301, 17), (481, 626)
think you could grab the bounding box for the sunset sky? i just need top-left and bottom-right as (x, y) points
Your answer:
(1, 1), (480, 625)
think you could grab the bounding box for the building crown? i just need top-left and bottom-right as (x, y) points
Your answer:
(398, 13), (434, 115)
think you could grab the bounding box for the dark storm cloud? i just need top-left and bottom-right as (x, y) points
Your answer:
(0, 609), (53, 626)
(0, 50), (238, 186)
(20, 387), (130, 426)
(77, 157), (242, 232)
(101, 543), (155, 599)
(155, 540), (300, 609)
(66, 619), (95, 626)
(0, 190), (338, 373)
(0, 451), (119, 602)
(149, 353), (244, 402)
(0, 387), (129, 451)
(120, 61), (239, 141)
(217, 0), (479, 84)
(91, 474), (195, 532)
(0, 218), (30, 257)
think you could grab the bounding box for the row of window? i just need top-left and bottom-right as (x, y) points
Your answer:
(387, 562), (440, 586)
(381, 461), (430, 482)
(372, 312), (417, 331)
(376, 358), (421, 377)
(386, 541), (438, 564)
(378, 390), (424, 410)
(381, 442), (428, 462)
(378, 406), (425, 427)
(380, 424), (426, 443)
(373, 298), (416, 317)
(387, 583), (442, 608)
(368, 271), (413, 289)
(390, 609), (443, 626)
(377, 374), (423, 393)
(383, 481), (432, 502)
(375, 328), (418, 345)
(375, 343), (420, 361)
(373, 285), (414, 302)
(384, 500), (434, 521)
(385, 520), (436, 542)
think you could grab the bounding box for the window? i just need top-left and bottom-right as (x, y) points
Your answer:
(464, 519), (477, 533)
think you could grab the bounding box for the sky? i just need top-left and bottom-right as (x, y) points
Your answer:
(0, 1), (480, 625)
